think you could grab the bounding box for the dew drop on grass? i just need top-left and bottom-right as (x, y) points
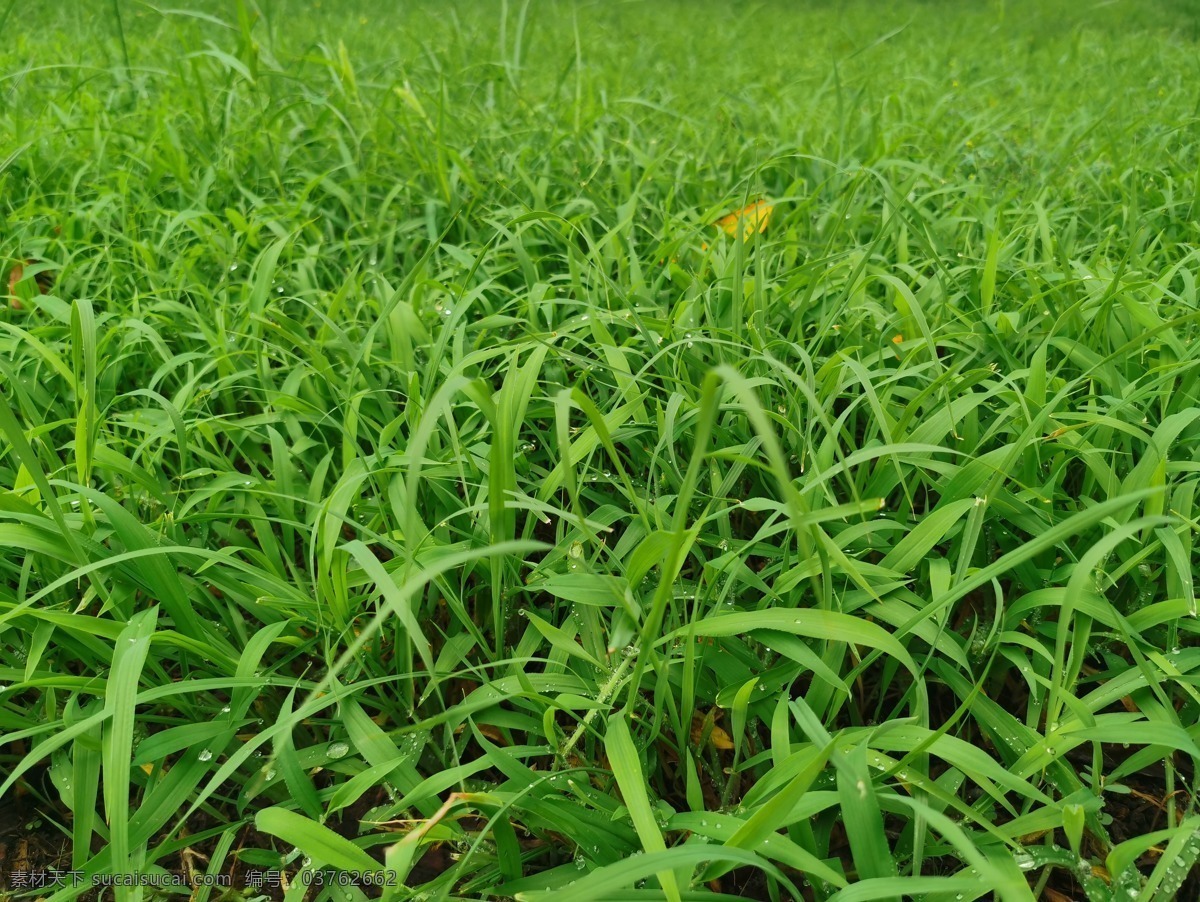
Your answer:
(718, 539), (729, 551)
(327, 741), (350, 759)
(622, 645), (638, 657)
(569, 541), (583, 559)
(229, 263), (238, 272)
(220, 706), (231, 714)
(198, 748), (213, 762)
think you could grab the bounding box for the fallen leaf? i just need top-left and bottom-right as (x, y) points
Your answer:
(7, 259), (54, 310)
(714, 199), (773, 239)
(7, 262), (25, 310)
(691, 709), (734, 750)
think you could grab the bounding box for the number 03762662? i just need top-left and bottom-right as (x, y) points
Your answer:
(298, 870), (399, 887)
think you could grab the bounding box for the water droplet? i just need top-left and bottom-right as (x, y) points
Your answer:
(718, 539), (729, 551)
(198, 748), (213, 762)
(569, 541), (584, 559)
(622, 645), (638, 657)
(327, 741), (350, 759)
(220, 706), (231, 714)
(229, 263), (238, 272)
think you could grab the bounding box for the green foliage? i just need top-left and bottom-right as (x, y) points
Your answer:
(1, 0), (1199, 899)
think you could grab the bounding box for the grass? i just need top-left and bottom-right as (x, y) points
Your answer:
(2, 0), (1200, 898)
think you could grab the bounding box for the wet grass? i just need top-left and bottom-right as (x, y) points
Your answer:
(2, 0), (1200, 899)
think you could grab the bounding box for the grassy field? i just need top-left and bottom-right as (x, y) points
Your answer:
(2, 0), (1200, 899)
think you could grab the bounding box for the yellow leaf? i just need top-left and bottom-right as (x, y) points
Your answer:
(691, 710), (735, 750)
(708, 724), (735, 750)
(714, 200), (773, 239)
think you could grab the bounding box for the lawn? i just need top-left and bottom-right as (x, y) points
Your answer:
(2, 0), (1200, 899)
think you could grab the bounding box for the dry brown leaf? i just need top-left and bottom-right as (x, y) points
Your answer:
(7, 259), (53, 310)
